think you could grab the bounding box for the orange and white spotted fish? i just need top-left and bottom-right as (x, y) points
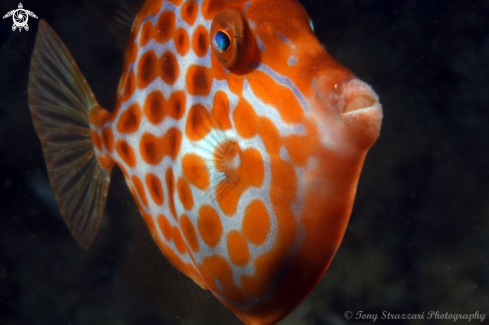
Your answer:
(28, 0), (382, 324)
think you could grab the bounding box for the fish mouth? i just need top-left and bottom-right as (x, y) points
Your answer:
(338, 79), (383, 148)
(340, 79), (382, 117)
(343, 94), (380, 115)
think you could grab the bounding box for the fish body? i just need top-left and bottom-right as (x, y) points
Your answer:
(28, 0), (382, 324)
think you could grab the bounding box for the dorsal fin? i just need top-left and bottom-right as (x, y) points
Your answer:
(122, 223), (242, 324)
(85, 0), (144, 51)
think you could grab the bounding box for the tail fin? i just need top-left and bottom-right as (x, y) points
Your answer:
(28, 20), (111, 249)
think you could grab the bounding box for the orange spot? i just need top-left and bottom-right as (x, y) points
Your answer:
(172, 226), (187, 254)
(186, 65), (212, 96)
(270, 158), (297, 209)
(283, 132), (316, 166)
(227, 72), (244, 95)
(144, 90), (166, 124)
(140, 128), (182, 165)
(144, 90), (185, 125)
(199, 255), (244, 304)
(128, 44), (139, 68)
(227, 230), (250, 266)
(157, 214), (172, 241)
(192, 25), (209, 57)
(181, 1), (198, 26)
(243, 200), (270, 245)
(138, 50), (158, 89)
(118, 37), (138, 95)
(212, 91), (232, 130)
(233, 98), (258, 138)
(174, 28), (190, 56)
(116, 140), (136, 168)
(167, 0), (182, 5)
(240, 148), (265, 187)
(145, 173), (164, 205)
(180, 214), (199, 252)
(117, 103), (142, 134)
(89, 104), (113, 129)
(185, 104), (212, 141)
(177, 178), (194, 210)
(168, 90), (186, 120)
(197, 205), (222, 247)
(123, 70), (136, 102)
(202, 0), (228, 20)
(96, 154), (115, 170)
(216, 183), (240, 217)
(131, 175), (148, 207)
(140, 21), (154, 47)
(259, 117), (281, 154)
(138, 0), (162, 17)
(101, 127), (114, 152)
(166, 168), (177, 220)
(159, 51), (179, 85)
(155, 11), (176, 44)
(182, 154), (210, 190)
(91, 130), (102, 151)
(247, 70), (304, 124)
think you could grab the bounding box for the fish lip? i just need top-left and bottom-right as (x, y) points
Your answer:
(341, 101), (383, 118)
(339, 79), (381, 114)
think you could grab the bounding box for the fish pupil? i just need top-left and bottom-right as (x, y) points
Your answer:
(215, 31), (231, 52)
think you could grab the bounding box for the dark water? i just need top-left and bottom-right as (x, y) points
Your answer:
(0, 0), (488, 324)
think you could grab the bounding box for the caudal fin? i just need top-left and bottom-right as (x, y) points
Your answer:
(28, 20), (111, 249)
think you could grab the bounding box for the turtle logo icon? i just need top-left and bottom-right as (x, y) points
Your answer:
(3, 3), (38, 32)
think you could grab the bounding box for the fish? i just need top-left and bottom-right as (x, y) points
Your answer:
(27, 0), (382, 324)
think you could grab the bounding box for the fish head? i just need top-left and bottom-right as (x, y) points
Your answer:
(200, 0), (383, 322)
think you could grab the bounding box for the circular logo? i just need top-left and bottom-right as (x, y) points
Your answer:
(344, 311), (353, 319)
(13, 10), (28, 27)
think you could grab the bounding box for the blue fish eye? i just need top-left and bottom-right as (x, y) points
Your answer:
(215, 31), (231, 52)
(309, 17), (314, 32)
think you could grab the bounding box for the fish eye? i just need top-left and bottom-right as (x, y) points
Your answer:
(309, 17), (314, 32)
(210, 8), (250, 70)
(215, 30), (231, 52)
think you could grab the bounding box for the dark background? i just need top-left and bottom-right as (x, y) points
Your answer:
(0, 0), (488, 324)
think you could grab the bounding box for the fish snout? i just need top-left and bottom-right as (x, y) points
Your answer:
(338, 79), (383, 150)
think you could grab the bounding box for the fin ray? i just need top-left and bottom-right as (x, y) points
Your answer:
(122, 225), (241, 324)
(85, 0), (144, 51)
(28, 20), (111, 249)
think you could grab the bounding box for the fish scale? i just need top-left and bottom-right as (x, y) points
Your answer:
(28, 0), (382, 324)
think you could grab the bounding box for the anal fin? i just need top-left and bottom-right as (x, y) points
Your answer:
(28, 20), (111, 249)
(122, 224), (242, 324)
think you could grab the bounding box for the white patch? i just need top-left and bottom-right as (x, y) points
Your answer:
(256, 35), (265, 52)
(288, 56), (297, 66)
(280, 146), (290, 162)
